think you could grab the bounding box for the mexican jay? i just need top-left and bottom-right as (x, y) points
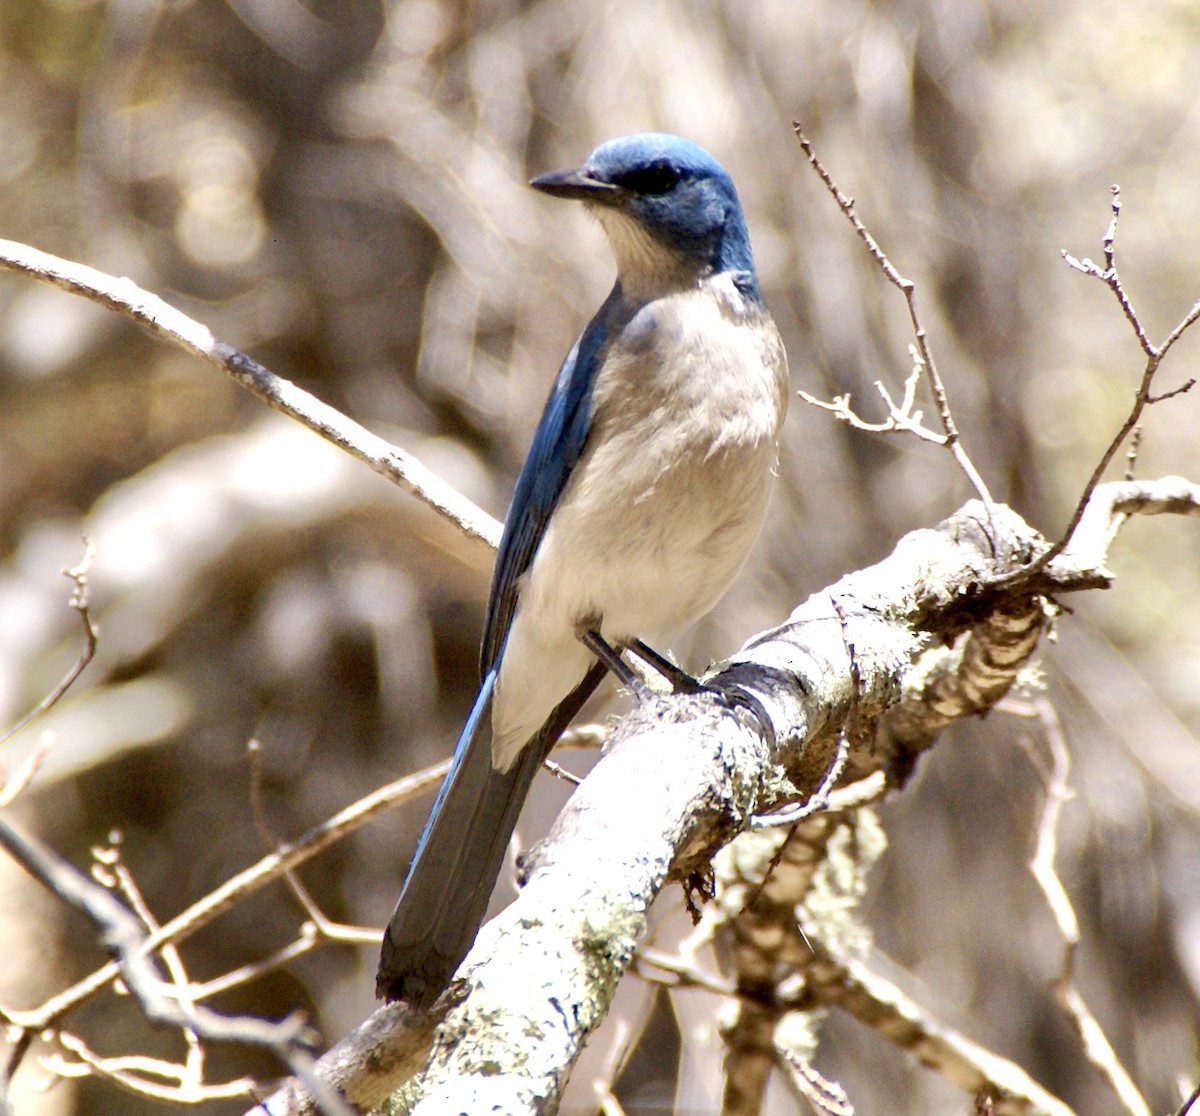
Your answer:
(377, 132), (789, 1007)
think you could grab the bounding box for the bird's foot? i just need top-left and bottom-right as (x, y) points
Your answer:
(704, 681), (776, 749)
(579, 631), (775, 747)
(627, 639), (776, 748)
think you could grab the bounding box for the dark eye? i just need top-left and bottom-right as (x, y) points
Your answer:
(612, 162), (679, 195)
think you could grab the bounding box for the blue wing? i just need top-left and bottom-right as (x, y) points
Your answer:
(480, 285), (623, 675)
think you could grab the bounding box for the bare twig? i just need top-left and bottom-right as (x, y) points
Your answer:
(749, 735), (848, 830)
(750, 596), (864, 827)
(189, 926), (324, 1002)
(0, 537), (98, 748)
(798, 352), (978, 458)
(595, 1084), (629, 1116)
(1042, 186), (1200, 568)
(1008, 697), (1150, 1116)
(634, 948), (736, 997)
(1123, 428), (1142, 482)
(0, 816), (358, 1116)
(1, 760), (448, 1034)
(246, 740), (379, 946)
(798, 364), (946, 444)
(792, 123), (997, 519)
(43, 1030), (257, 1103)
(0, 240), (501, 551)
(806, 947), (1078, 1116)
(0, 732), (54, 808)
(92, 832), (206, 1091)
(541, 758), (584, 786)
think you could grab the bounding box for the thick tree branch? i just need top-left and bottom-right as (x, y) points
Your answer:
(252, 477), (1198, 1113)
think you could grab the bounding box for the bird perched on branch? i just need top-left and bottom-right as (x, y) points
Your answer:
(377, 132), (789, 1007)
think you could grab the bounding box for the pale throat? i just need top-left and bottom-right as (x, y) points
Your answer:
(591, 207), (710, 301)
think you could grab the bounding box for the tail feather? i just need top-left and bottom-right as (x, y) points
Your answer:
(376, 662), (608, 1007)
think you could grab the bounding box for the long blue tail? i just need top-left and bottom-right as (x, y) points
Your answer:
(376, 662), (606, 1006)
(376, 670), (529, 1006)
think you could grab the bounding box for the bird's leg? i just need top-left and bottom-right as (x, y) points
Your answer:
(627, 639), (776, 749)
(580, 631), (776, 747)
(626, 638), (703, 690)
(579, 628), (651, 697)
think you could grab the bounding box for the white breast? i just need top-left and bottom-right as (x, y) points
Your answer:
(490, 276), (789, 769)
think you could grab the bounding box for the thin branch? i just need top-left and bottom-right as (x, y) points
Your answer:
(44, 1029), (257, 1103)
(805, 947), (1078, 1116)
(792, 123), (996, 518)
(0, 240), (501, 551)
(775, 1043), (854, 1116)
(1038, 186), (1200, 569)
(246, 740), (379, 946)
(541, 757), (584, 786)
(1010, 698), (1151, 1116)
(0, 732), (54, 808)
(1158, 300), (1200, 360)
(749, 734), (848, 830)
(0, 537), (98, 748)
(189, 926), (323, 1002)
(1, 760), (449, 1033)
(1148, 377), (1197, 404)
(92, 833), (206, 1091)
(751, 593), (870, 830)
(634, 948), (736, 997)
(595, 1084), (629, 1116)
(0, 816), (358, 1116)
(1123, 428), (1143, 482)
(798, 365), (947, 445)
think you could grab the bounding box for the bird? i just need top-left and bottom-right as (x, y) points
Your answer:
(377, 132), (789, 1008)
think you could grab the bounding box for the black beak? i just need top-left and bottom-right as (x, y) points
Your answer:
(529, 166), (624, 205)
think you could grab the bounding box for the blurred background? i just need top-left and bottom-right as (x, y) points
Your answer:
(1, 0), (1199, 1113)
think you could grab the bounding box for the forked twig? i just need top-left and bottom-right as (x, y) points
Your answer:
(0, 816), (354, 1116)
(1042, 186), (1200, 568)
(43, 1030), (256, 1103)
(0, 761), (448, 1037)
(792, 123), (997, 523)
(247, 739), (379, 947)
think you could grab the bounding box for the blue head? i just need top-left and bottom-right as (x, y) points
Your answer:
(531, 133), (758, 295)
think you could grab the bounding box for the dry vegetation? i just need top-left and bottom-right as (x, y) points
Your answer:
(1, 1), (1200, 1114)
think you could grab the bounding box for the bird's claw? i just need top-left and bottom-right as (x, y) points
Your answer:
(705, 682), (776, 750)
